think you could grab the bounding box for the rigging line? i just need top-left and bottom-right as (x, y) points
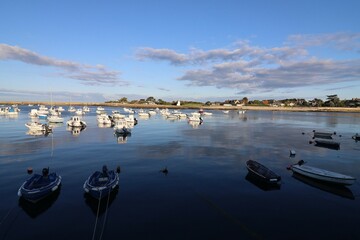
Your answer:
(91, 190), (102, 240)
(99, 189), (112, 240)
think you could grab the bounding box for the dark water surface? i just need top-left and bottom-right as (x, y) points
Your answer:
(1, 106), (360, 240)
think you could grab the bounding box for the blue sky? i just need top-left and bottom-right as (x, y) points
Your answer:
(1, 0), (359, 102)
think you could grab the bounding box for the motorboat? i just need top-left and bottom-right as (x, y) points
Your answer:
(246, 160), (281, 184)
(25, 122), (52, 132)
(83, 165), (120, 199)
(96, 106), (105, 114)
(37, 105), (49, 115)
(75, 109), (84, 115)
(97, 115), (112, 125)
(188, 113), (203, 123)
(18, 168), (61, 203)
(113, 119), (131, 135)
(66, 116), (87, 127)
(82, 106), (90, 112)
(68, 106), (76, 112)
(111, 110), (125, 119)
(57, 106), (65, 112)
(47, 115), (64, 123)
(290, 160), (356, 185)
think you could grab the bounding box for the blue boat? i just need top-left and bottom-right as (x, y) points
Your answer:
(83, 165), (120, 199)
(18, 168), (62, 203)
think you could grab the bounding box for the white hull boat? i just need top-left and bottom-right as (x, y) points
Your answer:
(48, 115), (64, 123)
(291, 162), (356, 185)
(67, 116), (87, 127)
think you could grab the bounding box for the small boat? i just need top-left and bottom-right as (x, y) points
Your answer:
(47, 115), (64, 123)
(313, 131), (334, 139)
(113, 120), (131, 135)
(314, 139), (340, 150)
(68, 106), (76, 112)
(246, 160), (281, 184)
(83, 165), (120, 199)
(66, 116), (87, 127)
(290, 160), (356, 186)
(223, 110), (229, 114)
(352, 133), (360, 141)
(25, 122), (52, 132)
(18, 168), (62, 203)
(238, 110), (246, 114)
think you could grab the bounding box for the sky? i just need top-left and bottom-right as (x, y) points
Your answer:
(0, 0), (359, 103)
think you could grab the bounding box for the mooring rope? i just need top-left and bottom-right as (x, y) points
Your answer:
(91, 190), (102, 240)
(99, 189), (112, 240)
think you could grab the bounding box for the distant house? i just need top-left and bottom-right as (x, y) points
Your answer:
(176, 101), (181, 106)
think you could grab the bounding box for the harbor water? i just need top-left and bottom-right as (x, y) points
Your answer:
(0, 106), (360, 239)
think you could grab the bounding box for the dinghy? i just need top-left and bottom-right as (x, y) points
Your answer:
(18, 168), (61, 203)
(83, 165), (120, 199)
(246, 160), (281, 184)
(314, 139), (340, 150)
(290, 160), (356, 186)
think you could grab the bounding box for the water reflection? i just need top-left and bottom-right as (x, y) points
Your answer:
(84, 187), (119, 216)
(188, 121), (202, 128)
(245, 173), (281, 191)
(66, 126), (86, 135)
(97, 123), (112, 128)
(26, 130), (52, 137)
(18, 186), (61, 218)
(292, 173), (355, 200)
(48, 122), (64, 129)
(114, 132), (131, 144)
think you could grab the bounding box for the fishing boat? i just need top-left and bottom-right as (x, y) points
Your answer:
(314, 139), (340, 150)
(290, 160), (356, 186)
(66, 116), (87, 127)
(83, 165), (120, 199)
(18, 168), (62, 203)
(25, 122), (52, 132)
(246, 160), (281, 184)
(113, 119), (131, 135)
(47, 115), (64, 123)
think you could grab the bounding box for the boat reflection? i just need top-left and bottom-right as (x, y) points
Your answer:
(18, 186), (61, 218)
(245, 173), (281, 191)
(26, 130), (52, 137)
(114, 132), (131, 144)
(292, 173), (355, 200)
(84, 186), (119, 216)
(97, 123), (113, 128)
(188, 121), (202, 129)
(66, 126), (86, 135)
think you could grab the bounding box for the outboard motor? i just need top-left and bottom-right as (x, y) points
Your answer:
(42, 167), (49, 177)
(102, 165), (108, 175)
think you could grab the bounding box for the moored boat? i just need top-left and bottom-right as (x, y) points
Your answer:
(66, 116), (87, 127)
(18, 168), (61, 203)
(246, 160), (281, 184)
(25, 122), (52, 132)
(352, 133), (360, 141)
(314, 139), (340, 150)
(83, 165), (120, 199)
(290, 161), (356, 186)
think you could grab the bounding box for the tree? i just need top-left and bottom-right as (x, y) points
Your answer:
(146, 96), (156, 102)
(119, 97), (128, 103)
(242, 97), (249, 105)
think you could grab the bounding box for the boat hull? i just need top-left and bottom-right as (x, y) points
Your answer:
(83, 170), (119, 199)
(18, 173), (62, 203)
(246, 160), (281, 184)
(291, 165), (355, 185)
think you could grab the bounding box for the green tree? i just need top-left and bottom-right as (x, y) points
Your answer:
(119, 97), (128, 103)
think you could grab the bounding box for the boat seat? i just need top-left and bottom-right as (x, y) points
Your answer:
(98, 177), (109, 182)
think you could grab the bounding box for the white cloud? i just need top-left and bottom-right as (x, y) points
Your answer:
(0, 44), (127, 86)
(135, 32), (360, 94)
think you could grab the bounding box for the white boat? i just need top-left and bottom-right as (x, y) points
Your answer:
(188, 112), (203, 122)
(68, 106), (76, 112)
(124, 114), (136, 124)
(25, 122), (52, 132)
(66, 116), (87, 127)
(7, 106), (19, 115)
(96, 106), (105, 114)
(57, 106), (65, 112)
(38, 105), (49, 115)
(138, 110), (150, 118)
(48, 115), (64, 123)
(82, 106), (90, 112)
(291, 161), (356, 185)
(75, 108), (84, 115)
(148, 109), (157, 115)
(29, 109), (38, 117)
(112, 110), (125, 119)
(97, 115), (112, 124)
(223, 110), (229, 114)
(113, 119), (131, 134)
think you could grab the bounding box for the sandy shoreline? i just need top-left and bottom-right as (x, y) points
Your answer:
(2, 101), (360, 113)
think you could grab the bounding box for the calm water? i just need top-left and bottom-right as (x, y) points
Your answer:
(0, 106), (360, 240)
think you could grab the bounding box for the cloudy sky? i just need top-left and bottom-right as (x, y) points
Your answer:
(1, 0), (359, 102)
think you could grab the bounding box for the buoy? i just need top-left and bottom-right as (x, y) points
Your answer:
(302, 132), (305, 135)
(27, 167), (33, 174)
